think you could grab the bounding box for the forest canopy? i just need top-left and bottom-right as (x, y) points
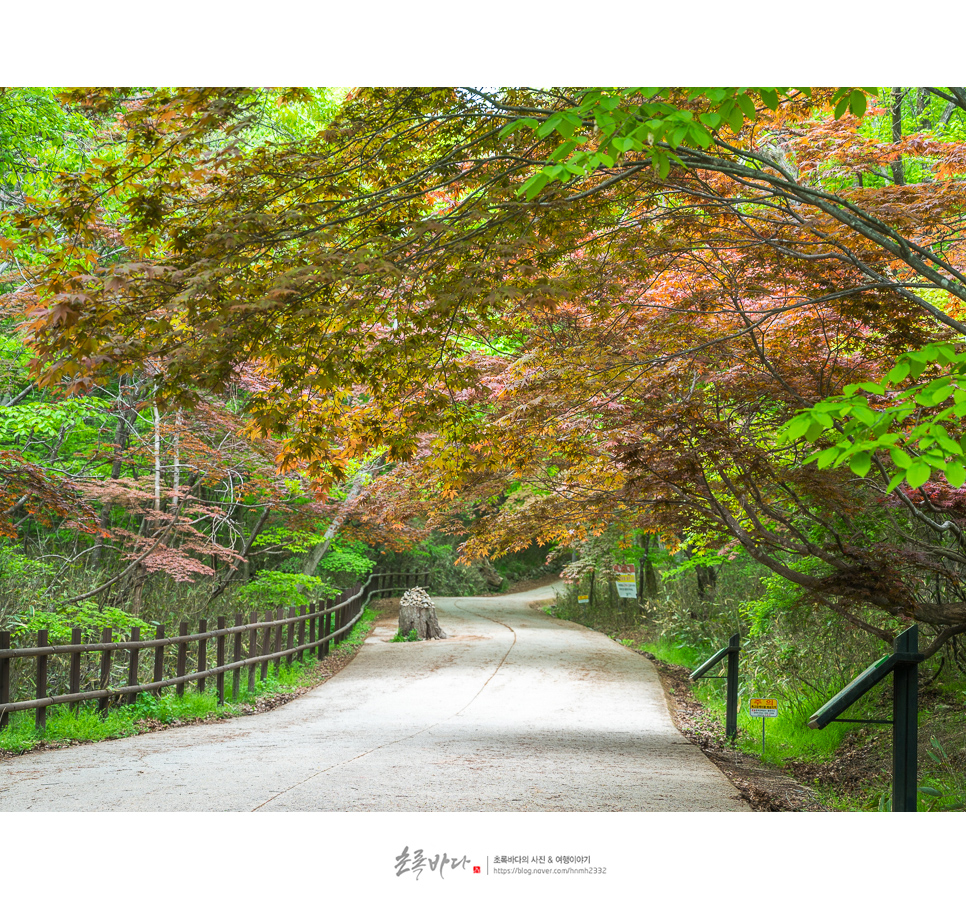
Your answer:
(4, 86), (966, 662)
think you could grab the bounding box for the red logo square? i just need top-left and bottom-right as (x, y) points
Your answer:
(473, 866), (481, 874)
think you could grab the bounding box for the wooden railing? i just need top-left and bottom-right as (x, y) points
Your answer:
(0, 569), (428, 732)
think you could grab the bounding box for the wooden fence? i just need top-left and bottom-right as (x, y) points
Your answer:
(0, 569), (428, 732)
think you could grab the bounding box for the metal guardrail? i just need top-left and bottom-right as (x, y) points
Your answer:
(690, 633), (740, 740)
(809, 624), (923, 812)
(0, 568), (429, 732)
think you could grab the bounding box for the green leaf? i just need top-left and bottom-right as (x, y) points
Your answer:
(890, 448), (912, 469)
(886, 472), (906, 493)
(945, 462), (966, 489)
(499, 117), (539, 139)
(815, 446), (841, 469)
(934, 432), (962, 454)
(737, 93), (757, 119)
(519, 173), (550, 199)
(536, 114), (562, 139)
(780, 414), (812, 442)
(760, 89), (779, 110)
(834, 96), (849, 119)
(849, 90), (867, 117)
(884, 363), (911, 385)
(548, 140), (579, 163)
(907, 463), (931, 488)
(669, 125), (689, 147)
(916, 386), (954, 407)
(848, 452), (871, 477)
(690, 125), (714, 147)
(726, 105), (744, 133)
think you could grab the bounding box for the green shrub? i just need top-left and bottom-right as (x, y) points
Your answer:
(12, 600), (152, 643)
(235, 571), (337, 610)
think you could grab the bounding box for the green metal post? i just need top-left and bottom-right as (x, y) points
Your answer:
(725, 633), (740, 741)
(892, 624), (919, 812)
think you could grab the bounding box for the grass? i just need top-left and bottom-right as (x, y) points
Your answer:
(0, 605), (379, 754)
(641, 638), (867, 764)
(389, 628), (421, 642)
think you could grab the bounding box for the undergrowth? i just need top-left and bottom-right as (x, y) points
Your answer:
(640, 637), (872, 765)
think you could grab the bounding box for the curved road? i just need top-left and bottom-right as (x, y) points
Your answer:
(0, 585), (748, 811)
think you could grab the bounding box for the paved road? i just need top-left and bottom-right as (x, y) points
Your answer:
(0, 585), (748, 811)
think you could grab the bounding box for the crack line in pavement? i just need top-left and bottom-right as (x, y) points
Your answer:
(250, 601), (517, 812)
(449, 601), (517, 717)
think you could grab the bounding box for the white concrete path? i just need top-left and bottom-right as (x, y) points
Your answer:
(0, 585), (749, 811)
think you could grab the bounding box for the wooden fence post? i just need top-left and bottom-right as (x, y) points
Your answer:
(322, 609), (331, 658)
(334, 593), (344, 646)
(153, 625), (165, 695)
(197, 618), (207, 694)
(233, 614), (243, 702)
(0, 630), (10, 729)
(176, 621), (188, 696)
(98, 627), (113, 712)
(248, 614), (257, 693)
(216, 616), (226, 706)
(287, 612), (296, 667)
(260, 611), (272, 683)
(274, 612), (283, 675)
(69, 627), (82, 712)
(296, 604), (309, 664)
(36, 629), (49, 733)
(125, 626), (141, 705)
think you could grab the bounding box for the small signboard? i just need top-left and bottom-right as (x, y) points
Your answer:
(750, 698), (778, 717)
(577, 594), (589, 605)
(614, 564), (637, 599)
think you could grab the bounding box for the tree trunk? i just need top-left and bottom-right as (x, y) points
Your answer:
(301, 454), (384, 576)
(399, 604), (446, 639)
(208, 505), (271, 604)
(90, 377), (138, 569)
(640, 533), (659, 598)
(152, 396), (162, 514)
(478, 559), (504, 590)
(891, 87), (906, 186)
(398, 587), (446, 639)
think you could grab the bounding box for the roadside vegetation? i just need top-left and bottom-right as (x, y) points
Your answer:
(548, 532), (966, 812)
(0, 604), (381, 754)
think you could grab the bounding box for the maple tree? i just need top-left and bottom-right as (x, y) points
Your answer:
(7, 86), (966, 661)
(0, 89), (431, 631)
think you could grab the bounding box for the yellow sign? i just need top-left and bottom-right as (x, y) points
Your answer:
(578, 595), (589, 605)
(750, 698), (778, 717)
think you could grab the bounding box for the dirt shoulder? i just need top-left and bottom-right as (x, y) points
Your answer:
(639, 652), (827, 812)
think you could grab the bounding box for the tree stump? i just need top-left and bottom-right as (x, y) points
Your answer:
(478, 560), (504, 590)
(398, 587), (446, 639)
